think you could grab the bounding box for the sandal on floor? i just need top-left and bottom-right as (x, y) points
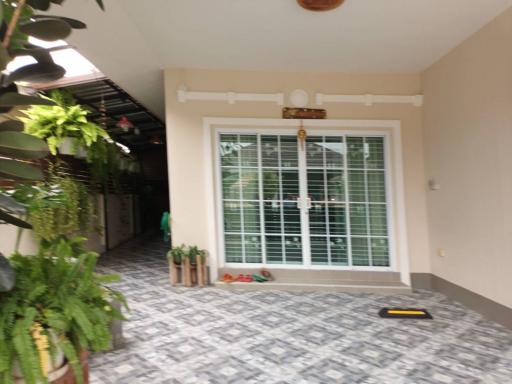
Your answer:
(221, 273), (235, 283)
(245, 274), (254, 282)
(260, 269), (274, 281)
(252, 273), (268, 283)
(237, 274), (253, 282)
(234, 273), (244, 282)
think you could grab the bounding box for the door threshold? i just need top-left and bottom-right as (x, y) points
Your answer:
(214, 280), (411, 294)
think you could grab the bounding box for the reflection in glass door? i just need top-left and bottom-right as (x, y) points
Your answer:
(218, 132), (391, 268)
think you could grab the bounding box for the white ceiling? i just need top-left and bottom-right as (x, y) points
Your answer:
(48, 0), (512, 118)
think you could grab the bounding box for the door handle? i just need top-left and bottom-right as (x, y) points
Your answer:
(297, 197), (312, 210)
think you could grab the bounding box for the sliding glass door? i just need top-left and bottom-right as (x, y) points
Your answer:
(219, 131), (391, 269)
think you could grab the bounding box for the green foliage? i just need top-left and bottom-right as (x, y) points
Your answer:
(20, 90), (110, 156)
(10, 174), (93, 242)
(0, 131), (49, 160)
(38, 235), (89, 260)
(0, 0), (103, 230)
(167, 244), (186, 265)
(168, 244), (207, 265)
(0, 248), (126, 384)
(86, 139), (124, 188)
(188, 245), (207, 265)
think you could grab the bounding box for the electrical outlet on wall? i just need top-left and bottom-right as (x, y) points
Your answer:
(437, 248), (446, 257)
(429, 179), (441, 191)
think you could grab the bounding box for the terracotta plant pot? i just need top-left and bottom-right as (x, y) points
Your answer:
(183, 257), (192, 287)
(14, 350), (89, 384)
(51, 350), (89, 384)
(169, 262), (181, 286)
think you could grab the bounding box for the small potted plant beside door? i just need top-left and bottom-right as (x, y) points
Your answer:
(167, 245), (186, 286)
(188, 246), (208, 287)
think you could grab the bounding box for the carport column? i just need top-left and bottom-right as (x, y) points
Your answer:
(204, 119), (219, 284)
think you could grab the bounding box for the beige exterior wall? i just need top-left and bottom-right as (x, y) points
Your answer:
(164, 69), (431, 274)
(422, 8), (512, 308)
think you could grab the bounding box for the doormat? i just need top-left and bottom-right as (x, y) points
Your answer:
(379, 308), (433, 319)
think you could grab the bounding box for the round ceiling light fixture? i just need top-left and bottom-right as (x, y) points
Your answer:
(297, 0), (345, 11)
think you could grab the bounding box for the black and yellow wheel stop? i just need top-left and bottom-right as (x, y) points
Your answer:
(379, 308), (433, 319)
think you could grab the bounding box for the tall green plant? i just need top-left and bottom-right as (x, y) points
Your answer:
(0, 0), (105, 290)
(0, 249), (126, 384)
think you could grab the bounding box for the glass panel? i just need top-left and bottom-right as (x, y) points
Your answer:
(263, 201), (282, 233)
(262, 170), (279, 200)
(328, 203), (346, 235)
(240, 135), (258, 167)
(241, 169), (259, 200)
(223, 201), (241, 233)
(307, 169), (325, 201)
(221, 133), (390, 269)
(261, 136), (279, 167)
(280, 136), (298, 168)
(243, 202), (260, 233)
(309, 203), (327, 235)
(311, 236), (328, 265)
(283, 202), (301, 234)
(367, 171), (386, 203)
(225, 234), (243, 263)
(306, 136), (324, 167)
(371, 238), (389, 266)
(282, 170), (299, 201)
(351, 237), (369, 266)
(350, 203), (368, 236)
(222, 168), (240, 200)
(330, 237), (348, 265)
(366, 137), (385, 170)
(327, 170), (344, 201)
(369, 204), (388, 237)
(266, 235), (283, 264)
(325, 136), (344, 168)
(284, 236), (302, 264)
(244, 235), (262, 263)
(220, 134), (239, 167)
(347, 137), (365, 169)
(348, 170), (365, 202)
(260, 136), (300, 265)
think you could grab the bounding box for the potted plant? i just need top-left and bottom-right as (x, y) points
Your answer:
(0, 247), (126, 384)
(9, 173), (93, 243)
(167, 245), (207, 287)
(188, 246), (208, 287)
(167, 245), (185, 286)
(20, 90), (110, 160)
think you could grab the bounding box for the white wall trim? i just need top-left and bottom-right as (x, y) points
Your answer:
(178, 86), (422, 108)
(203, 117), (410, 286)
(179, 86), (284, 105)
(316, 93), (423, 107)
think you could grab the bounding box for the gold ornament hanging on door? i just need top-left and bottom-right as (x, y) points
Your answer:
(298, 120), (307, 150)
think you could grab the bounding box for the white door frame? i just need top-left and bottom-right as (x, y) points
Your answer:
(203, 117), (410, 286)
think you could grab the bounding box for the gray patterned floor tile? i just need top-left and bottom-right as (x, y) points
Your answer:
(90, 237), (512, 384)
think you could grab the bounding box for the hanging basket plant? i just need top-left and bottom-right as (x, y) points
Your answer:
(20, 90), (110, 159)
(9, 172), (94, 242)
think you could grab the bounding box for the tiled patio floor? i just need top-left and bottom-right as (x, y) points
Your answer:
(91, 238), (512, 384)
